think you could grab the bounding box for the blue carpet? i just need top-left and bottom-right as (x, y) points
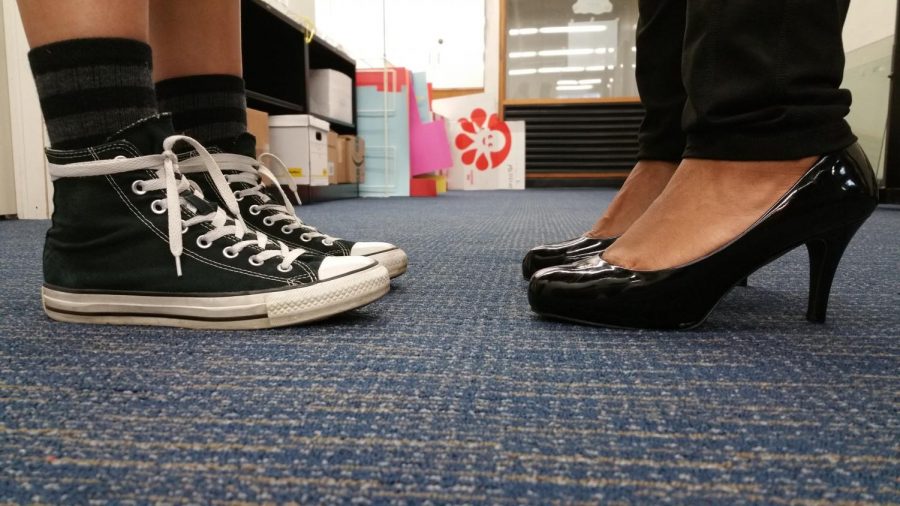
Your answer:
(1, 189), (898, 504)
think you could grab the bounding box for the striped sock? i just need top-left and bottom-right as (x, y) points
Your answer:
(28, 38), (158, 150)
(155, 74), (248, 150)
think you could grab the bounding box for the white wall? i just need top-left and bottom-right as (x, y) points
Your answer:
(484, 0), (500, 97)
(287, 0), (315, 20)
(843, 0), (896, 51)
(315, 0), (485, 88)
(0, 0), (17, 215)
(1, 0), (51, 219)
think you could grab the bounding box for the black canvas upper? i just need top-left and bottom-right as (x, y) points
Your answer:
(43, 115), (327, 295)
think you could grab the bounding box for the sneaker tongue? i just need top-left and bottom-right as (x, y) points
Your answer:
(104, 114), (175, 156)
(183, 193), (219, 215)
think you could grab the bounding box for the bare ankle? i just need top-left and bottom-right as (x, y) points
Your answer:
(586, 160), (678, 238)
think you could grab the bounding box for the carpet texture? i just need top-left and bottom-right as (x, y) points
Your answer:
(1, 189), (898, 504)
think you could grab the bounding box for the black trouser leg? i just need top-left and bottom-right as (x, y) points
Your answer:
(682, 0), (856, 160)
(636, 0), (688, 162)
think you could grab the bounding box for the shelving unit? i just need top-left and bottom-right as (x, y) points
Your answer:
(241, 0), (359, 203)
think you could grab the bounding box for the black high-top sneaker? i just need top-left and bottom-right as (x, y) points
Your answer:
(178, 133), (408, 278)
(42, 116), (390, 329)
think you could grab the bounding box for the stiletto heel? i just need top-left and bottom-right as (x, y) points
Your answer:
(805, 222), (862, 323)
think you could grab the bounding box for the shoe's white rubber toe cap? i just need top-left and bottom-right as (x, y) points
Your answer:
(350, 242), (408, 279)
(350, 242), (396, 256)
(317, 255), (378, 281)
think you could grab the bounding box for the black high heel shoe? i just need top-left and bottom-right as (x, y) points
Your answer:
(528, 143), (878, 329)
(522, 236), (617, 279)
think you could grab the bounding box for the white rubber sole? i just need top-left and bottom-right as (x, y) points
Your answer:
(368, 248), (408, 278)
(42, 265), (390, 330)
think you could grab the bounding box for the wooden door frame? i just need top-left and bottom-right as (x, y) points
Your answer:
(882, 6), (900, 204)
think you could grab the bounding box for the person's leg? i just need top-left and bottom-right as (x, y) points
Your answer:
(521, 0), (687, 278)
(584, 0), (685, 238)
(603, 0), (854, 270)
(150, 0), (408, 277)
(17, 0), (156, 149)
(21, 0), (390, 328)
(150, 0), (246, 148)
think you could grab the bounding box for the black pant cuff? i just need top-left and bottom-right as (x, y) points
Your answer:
(684, 121), (857, 160)
(638, 136), (686, 163)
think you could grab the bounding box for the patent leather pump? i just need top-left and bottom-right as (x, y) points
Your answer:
(528, 143), (878, 330)
(522, 236), (616, 279)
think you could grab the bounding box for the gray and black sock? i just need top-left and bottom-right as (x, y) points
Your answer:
(28, 38), (158, 150)
(155, 74), (248, 150)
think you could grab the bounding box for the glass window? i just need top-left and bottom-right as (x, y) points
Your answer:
(505, 0), (638, 100)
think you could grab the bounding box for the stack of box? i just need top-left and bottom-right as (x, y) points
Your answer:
(324, 131), (367, 184)
(249, 68), (370, 202)
(339, 135), (365, 184)
(247, 108), (270, 156)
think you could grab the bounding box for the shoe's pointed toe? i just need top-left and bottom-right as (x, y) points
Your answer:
(522, 236), (617, 279)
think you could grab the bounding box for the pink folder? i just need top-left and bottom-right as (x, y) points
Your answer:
(408, 74), (453, 177)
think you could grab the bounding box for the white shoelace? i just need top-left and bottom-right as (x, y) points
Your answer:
(180, 152), (338, 246)
(48, 135), (307, 276)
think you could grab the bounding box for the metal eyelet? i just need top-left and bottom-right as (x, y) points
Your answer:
(150, 200), (166, 214)
(281, 225), (293, 234)
(233, 191), (244, 202)
(196, 236), (212, 249)
(322, 240), (334, 246)
(248, 255), (264, 266)
(222, 246), (238, 259)
(277, 263), (293, 273)
(263, 217), (275, 227)
(182, 225), (189, 234)
(300, 233), (312, 242)
(131, 180), (147, 195)
(249, 205), (261, 216)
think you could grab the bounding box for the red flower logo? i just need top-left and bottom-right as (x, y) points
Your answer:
(455, 108), (512, 171)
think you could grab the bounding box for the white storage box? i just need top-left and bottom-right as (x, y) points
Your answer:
(268, 114), (331, 186)
(309, 69), (353, 125)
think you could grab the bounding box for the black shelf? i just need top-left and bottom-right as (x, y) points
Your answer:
(245, 90), (305, 115)
(310, 112), (355, 134)
(299, 183), (360, 203)
(241, 0), (359, 203)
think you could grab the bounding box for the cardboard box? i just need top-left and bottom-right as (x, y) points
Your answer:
(433, 93), (525, 190)
(269, 114), (330, 186)
(247, 108), (269, 156)
(334, 135), (350, 183)
(326, 131), (341, 184)
(338, 135), (366, 184)
(309, 69), (353, 125)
